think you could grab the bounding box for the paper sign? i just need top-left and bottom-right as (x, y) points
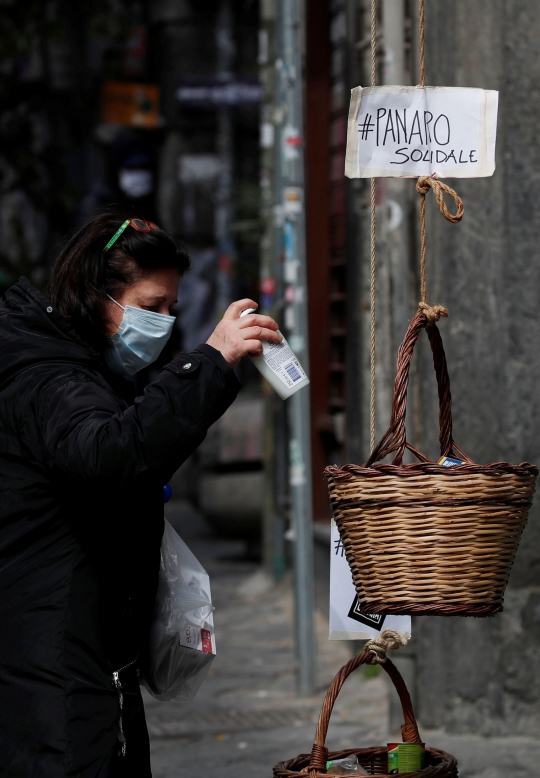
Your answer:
(345, 85), (498, 179)
(330, 520), (411, 640)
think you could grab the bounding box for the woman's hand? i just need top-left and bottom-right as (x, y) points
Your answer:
(206, 299), (282, 367)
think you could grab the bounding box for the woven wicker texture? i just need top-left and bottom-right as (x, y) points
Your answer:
(325, 309), (538, 617)
(273, 651), (458, 778)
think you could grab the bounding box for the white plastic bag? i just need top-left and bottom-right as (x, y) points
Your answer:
(326, 756), (368, 775)
(141, 520), (216, 702)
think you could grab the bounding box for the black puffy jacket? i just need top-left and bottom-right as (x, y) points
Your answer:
(0, 278), (241, 777)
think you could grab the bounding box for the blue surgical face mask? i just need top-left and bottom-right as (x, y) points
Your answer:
(104, 295), (175, 377)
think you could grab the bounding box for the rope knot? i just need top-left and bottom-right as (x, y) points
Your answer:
(418, 301), (448, 324)
(416, 176), (464, 223)
(364, 629), (409, 665)
(415, 178), (431, 195)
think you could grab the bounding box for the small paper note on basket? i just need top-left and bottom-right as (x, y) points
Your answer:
(330, 520), (411, 640)
(345, 85), (498, 179)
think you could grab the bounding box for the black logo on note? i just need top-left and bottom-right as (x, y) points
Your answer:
(347, 596), (386, 630)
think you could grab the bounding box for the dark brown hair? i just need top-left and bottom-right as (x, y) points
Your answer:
(48, 213), (190, 347)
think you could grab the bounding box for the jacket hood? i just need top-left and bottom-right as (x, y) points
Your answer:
(0, 277), (99, 386)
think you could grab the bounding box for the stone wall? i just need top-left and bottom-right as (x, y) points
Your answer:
(410, 0), (540, 737)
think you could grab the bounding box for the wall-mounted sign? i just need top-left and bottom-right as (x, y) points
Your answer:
(176, 78), (262, 108)
(101, 81), (160, 129)
(345, 85), (498, 179)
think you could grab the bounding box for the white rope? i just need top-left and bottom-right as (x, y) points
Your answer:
(365, 629), (409, 665)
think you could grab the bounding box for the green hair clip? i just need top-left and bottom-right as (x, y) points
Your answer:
(103, 220), (130, 253)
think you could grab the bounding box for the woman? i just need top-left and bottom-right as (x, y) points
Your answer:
(0, 213), (281, 777)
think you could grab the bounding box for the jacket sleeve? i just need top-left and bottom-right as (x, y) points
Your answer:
(40, 345), (241, 484)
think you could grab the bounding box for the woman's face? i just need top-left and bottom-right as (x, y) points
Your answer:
(105, 267), (180, 336)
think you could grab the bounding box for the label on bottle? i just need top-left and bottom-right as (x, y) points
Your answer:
(261, 339), (307, 388)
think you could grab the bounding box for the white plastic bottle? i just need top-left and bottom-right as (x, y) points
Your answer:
(240, 308), (310, 400)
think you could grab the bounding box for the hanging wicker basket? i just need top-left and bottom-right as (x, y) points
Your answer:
(274, 645), (458, 778)
(325, 307), (538, 617)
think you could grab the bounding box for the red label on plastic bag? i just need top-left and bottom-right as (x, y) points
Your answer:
(201, 629), (213, 654)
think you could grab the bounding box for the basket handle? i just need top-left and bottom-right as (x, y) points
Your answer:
(308, 652), (422, 773)
(365, 307), (471, 467)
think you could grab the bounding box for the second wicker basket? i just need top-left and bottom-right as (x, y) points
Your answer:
(274, 644), (458, 778)
(325, 307), (537, 617)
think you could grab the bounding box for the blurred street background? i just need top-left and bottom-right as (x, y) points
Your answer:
(3, 1), (540, 777)
(147, 498), (389, 778)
